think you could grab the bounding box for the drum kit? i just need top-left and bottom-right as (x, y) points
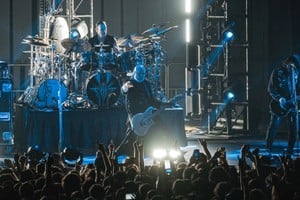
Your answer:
(19, 23), (178, 110)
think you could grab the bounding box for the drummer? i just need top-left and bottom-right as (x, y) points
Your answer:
(88, 20), (119, 72)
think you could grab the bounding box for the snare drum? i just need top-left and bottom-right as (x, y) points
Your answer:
(86, 72), (120, 108)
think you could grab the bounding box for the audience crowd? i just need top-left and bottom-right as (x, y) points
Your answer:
(0, 139), (300, 200)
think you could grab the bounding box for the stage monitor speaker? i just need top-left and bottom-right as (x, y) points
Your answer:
(143, 107), (187, 155)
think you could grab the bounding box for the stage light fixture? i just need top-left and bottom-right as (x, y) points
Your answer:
(153, 149), (167, 160)
(185, 0), (192, 13)
(224, 30), (235, 41)
(169, 149), (181, 159)
(226, 91), (235, 100)
(152, 148), (181, 160)
(185, 19), (191, 43)
(223, 89), (235, 103)
(70, 29), (80, 40)
(70, 20), (88, 39)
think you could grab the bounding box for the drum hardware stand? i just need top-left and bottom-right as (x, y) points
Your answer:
(67, 56), (90, 108)
(70, 52), (80, 94)
(56, 54), (64, 152)
(97, 44), (106, 72)
(49, 40), (56, 79)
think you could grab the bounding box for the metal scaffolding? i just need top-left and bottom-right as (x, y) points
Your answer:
(185, 0), (249, 134)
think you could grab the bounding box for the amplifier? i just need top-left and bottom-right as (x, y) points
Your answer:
(0, 79), (12, 112)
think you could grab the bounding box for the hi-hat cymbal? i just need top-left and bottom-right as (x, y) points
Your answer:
(24, 35), (59, 45)
(61, 38), (91, 53)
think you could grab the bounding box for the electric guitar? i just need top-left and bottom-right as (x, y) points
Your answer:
(131, 94), (184, 137)
(269, 97), (300, 117)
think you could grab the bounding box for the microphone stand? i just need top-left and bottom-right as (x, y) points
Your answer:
(57, 54), (64, 152)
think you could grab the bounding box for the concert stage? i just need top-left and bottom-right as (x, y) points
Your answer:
(13, 105), (187, 155)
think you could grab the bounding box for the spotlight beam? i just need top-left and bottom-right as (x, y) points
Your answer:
(200, 31), (235, 78)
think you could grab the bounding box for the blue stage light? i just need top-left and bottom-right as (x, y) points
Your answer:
(224, 30), (234, 40)
(226, 91), (235, 100)
(70, 29), (80, 40)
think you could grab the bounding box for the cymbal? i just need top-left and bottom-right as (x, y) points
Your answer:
(150, 25), (178, 37)
(22, 39), (49, 47)
(25, 35), (44, 40)
(61, 38), (91, 53)
(142, 27), (159, 35)
(117, 34), (145, 48)
(25, 35), (57, 41)
(141, 22), (169, 35)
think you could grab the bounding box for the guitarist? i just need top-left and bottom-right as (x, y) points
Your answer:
(118, 64), (171, 156)
(266, 54), (300, 155)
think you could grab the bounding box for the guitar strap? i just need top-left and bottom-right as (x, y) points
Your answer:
(288, 70), (293, 99)
(128, 114), (133, 130)
(143, 81), (152, 99)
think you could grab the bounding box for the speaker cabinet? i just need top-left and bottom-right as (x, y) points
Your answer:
(0, 79), (13, 144)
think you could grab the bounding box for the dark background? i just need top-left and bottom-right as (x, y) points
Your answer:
(1, 0), (300, 135)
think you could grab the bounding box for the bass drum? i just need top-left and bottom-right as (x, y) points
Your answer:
(86, 72), (120, 108)
(35, 79), (68, 108)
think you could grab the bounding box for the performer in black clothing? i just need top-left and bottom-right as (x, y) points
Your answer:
(121, 64), (162, 116)
(116, 64), (170, 155)
(88, 20), (118, 53)
(88, 20), (119, 71)
(266, 54), (300, 155)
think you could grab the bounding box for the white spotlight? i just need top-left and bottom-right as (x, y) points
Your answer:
(185, 19), (191, 43)
(185, 0), (192, 13)
(153, 149), (167, 160)
(169, 149), (181, 159)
